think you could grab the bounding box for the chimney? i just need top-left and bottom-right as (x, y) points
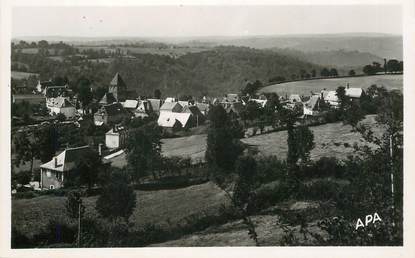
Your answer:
(98, 144), (102, 157)
(347, 83), (350, 89)
(113, 124), (116, 132)
(54, 157), (58, 167)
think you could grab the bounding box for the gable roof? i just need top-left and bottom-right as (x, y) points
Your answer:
(250, 99), (268, 108)
(109, 73), (127, 88)
(196, 103), (210, 112)
(147, 99), (161, 112)
(289, 94), (302, 103)
(305, 95), (320, 110)
(345, 88), (363, 98)
(225, 102), (244, 114)
(95, 102), (127, 117)
(324, 91), (338, 102)
(123, 99), (138, 109)
(40, 146), (92, 172)
(224, 93), (240, 103)
(99, 93), (117, 105)
(160, 102), (182, 112)
(49, 97), (74, 108)
(157, 112), (191, 128)
(182, 105), (204, 117)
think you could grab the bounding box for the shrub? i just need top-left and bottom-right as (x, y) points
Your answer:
(296, 180), (342, 201)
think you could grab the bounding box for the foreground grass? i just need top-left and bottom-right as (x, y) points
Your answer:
(12, 182), (228, 238)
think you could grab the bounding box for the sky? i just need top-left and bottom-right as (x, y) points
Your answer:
(12, 5), (402, 38)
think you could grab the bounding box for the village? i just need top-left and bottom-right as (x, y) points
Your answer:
(11, 70), (368, 191)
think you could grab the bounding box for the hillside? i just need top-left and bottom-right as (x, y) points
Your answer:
(106, 46), (322, 96)
(270, 48), (384, 71)
(260, 74), (403, 96)
(179, 34), (402, 60)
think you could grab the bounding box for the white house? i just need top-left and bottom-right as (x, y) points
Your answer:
(289, 94), (302, 103)
(47, 96), (76, 118)
(303, 95), (321, 116)
(123, 99), (139, 110)
(157, 112), (191, 129)
(105, 125), (128, 149)
(40, 146), (91, 190)
(345, 88), (363, 98)
(321, 90), (339, 107)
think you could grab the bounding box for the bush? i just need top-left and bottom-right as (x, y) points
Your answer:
(11, 227), (32, 248)
(256, 156), (287, 183)
(296, 179), (342, 201)
(31, 218), (77, 247)
(13, 191), (37, 199)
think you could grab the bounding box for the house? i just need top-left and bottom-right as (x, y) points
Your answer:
(36, 80), (54, 93)
(123, 99), (139, 110)
(303, 95), (321, 116)
(160, 102), (183, 113)
(43, 85), (71, 98)
(178, 100), (191, 108)
(225, 102), (244, 118)
(223, 93), (240, 103)
(345, 87), (363, 98)
(46, 96), (76, 118)
(164, 97), (177, 103)
(250, 98), (268, 108)
(157, 112), (192, 130)
(321, 90), (339, 107)
(105, 125), (128, 149)
(94, 102), (129, 126)
(40, 146), (92, 190)
(182, 105), (205, 126)
(134, 100), (151, 118)
(196, 102), (210, 116)
(289, 94), (302, 103)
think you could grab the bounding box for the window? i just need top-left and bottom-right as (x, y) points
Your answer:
(50, 185), (54, 190)
(46, 171), (51, 177)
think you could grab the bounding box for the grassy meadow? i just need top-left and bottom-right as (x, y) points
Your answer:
(260, 74), (403, 96)
(12, 182), (228, 238)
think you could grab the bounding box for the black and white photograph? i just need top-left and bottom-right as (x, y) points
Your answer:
(0, 0), (414, 256)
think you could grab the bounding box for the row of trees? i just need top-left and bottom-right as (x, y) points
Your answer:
(363, 60), (403, 75)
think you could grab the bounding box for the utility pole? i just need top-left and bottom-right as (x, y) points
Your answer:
(77, 199), (82, 247)
(389, 134), (395, 227)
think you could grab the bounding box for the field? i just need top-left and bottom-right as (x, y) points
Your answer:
(76, 46), (208, 57)
(11, 71), (39, 79)
(242, 115), (380, 160)
(160, 115), (380, 163)
(260, 74), (403, 96)
(12, 182), (228, 238)
(161, 134), (207, 164)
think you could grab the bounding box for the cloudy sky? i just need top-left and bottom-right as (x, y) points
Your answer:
(12, 5), (402, 38)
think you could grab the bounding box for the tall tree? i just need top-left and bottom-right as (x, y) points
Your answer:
(154, 89), (162, 99)
(13, 131), (39, 177)
(77, 78), (93, 114)
(96, 171), (136, 223)
(205, 105), (244, 175)
(320, 68), (330, 77)
(77, 150), (103, 191)
(126, 123), (162, 182)
(34, 124), (58, 163)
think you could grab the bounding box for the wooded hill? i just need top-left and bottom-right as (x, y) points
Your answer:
(105, 46), (321, 96)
